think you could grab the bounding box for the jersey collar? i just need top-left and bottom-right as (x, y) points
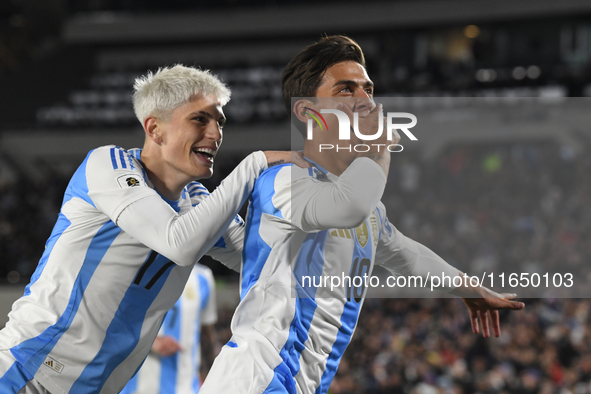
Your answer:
(303, 156), (339, 182)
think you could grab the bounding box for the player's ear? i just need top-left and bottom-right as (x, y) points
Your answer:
(144, 116), (162, 144)
(293, 99), (314, 124)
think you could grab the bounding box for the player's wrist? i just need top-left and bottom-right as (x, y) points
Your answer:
(449, 279), (488, 299)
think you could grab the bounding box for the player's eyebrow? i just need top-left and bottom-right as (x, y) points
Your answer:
(189, 110), (226, 124)
(333, 79), (374, 89)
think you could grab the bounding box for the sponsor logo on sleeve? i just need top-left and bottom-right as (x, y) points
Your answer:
(117, 174), (142, 189)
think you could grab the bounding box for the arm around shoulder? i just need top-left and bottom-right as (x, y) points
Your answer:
(114, 151), (267, 266)
(296, 157), (387, 231)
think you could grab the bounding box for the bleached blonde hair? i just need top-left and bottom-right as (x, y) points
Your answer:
(132, 64), (231, 123)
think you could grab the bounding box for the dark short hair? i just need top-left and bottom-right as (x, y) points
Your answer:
(281, 35), (366, 120)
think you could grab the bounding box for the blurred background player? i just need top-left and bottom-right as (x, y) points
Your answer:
(200, 35), (524, 394)
(121, 263), (219, 394)
(0, 64), (298, 394)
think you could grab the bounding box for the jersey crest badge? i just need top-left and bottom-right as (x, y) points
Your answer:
(354, 222), (369, 248)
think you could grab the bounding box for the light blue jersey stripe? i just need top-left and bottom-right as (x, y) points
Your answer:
(198, 273), (210, 314)
(248, 164), (329, 392)
(110, 147), (118, 169)
(274, 231), (328, 384)
(314, 300), (360, 394)
(187, 183), (208, 195)
(213, 235), (226, 248)
(314, 220), (373, 394)
(12, 221), (122, 377)
(159, 301), (181, 394)
(263, 362), (296, 394)
(189, 191), (209, 197)
(71, 253), (175, 393)
(126, 151), (135, 170)
(241, 165), (287, 299)
(0, 361), (31, 392)
(119, 149), (127, 169)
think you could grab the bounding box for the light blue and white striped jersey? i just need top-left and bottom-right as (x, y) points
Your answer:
(200, 158), (460, 394)
(0, 146), (265, 394)
(121, 264), (217, 394)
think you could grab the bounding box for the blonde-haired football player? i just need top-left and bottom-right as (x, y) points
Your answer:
(0, 65), (303, 394)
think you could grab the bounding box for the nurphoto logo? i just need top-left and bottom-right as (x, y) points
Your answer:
(305, 107), (418, 153)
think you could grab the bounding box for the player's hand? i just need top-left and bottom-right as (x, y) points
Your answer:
(152, 335), (183, 357)
(263, 151), (311, 168)
(339, 102), (391, 176)
(461, 287), (525, 338)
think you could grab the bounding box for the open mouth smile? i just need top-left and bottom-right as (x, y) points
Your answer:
(192, 147), (216, 165)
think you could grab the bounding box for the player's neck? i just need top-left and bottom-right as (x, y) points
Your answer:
(140, 152), (186, 201)
(303, 142), (353, 176)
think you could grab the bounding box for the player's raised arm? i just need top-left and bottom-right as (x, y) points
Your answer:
(112, 150), (265, 266)
(375, 210), (524, 337)
(112, 150), (304, 267)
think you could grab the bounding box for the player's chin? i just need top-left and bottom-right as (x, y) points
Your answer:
(196, 166), (214, 180)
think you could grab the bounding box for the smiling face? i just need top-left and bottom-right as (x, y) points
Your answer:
(155, 93), (225, 183)
(315, 60), (375, 128)
(297, 61), (375, 174)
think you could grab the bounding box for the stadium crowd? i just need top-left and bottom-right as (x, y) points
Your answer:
(383, 141), (589, 281)
(331, 139), (591, 394)
(0, 167), (67, 283)
(2, 139), (590, 393)
(329, 297), (591, 394)
(330, 139), (591, 393)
